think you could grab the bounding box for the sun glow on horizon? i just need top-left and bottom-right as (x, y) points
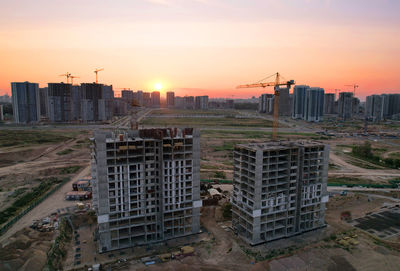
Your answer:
(154, 82), (163, 91)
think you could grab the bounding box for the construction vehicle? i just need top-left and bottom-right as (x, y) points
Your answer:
(237, 72), (295, 140)
(94, 68), (104, 84)
(344, 84), (359, 96)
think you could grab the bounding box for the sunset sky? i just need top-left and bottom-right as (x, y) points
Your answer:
(0, 0), (399, 100)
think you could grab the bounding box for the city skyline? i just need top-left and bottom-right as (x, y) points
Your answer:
(1, 0), (400, 99)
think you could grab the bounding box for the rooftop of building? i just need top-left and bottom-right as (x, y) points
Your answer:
(94, 128), (198, 142)
(235, 140), (326, 151)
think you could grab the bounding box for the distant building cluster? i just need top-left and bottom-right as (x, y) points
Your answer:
(258, 86), (398, 122)
(9, 81), (242, 124)
(11, 81), (116, 123)
(366, 94), (400, 122)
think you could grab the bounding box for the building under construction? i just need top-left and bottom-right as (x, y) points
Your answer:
(92, 128), (201, 252)
(231, 141), (329, 245)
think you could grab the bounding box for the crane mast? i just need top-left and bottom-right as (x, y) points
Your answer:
(94, 68), (104, 84)
(237, 72), (295, 140)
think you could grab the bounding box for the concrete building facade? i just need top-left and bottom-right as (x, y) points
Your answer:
(71, 85), (81, 121)
(92, 128), (202, 252)
(292, 85), (308, 119)
(47, 83), (72, 122)
(143, 92), (151, 107)
(324, 93), (336, 115)
(81, 83), (103, 122)
(174, 96), (184, 109)
(277, 87), (291, 116)
(304, 87), (324, 122)
(338, 92), (353, 121)
(167, 92), (175, 108)
(259, 94), (274, 114)
(184, 96), (195, 110)
(366, 95), (384, 122)
(231, 141), (329, 245)
(122, 90), (134, 104)
(195, 96), (208, 110)
(39, 87), (49, 117)
(382, 94), (400, 119)
(11, 82), (41, 123)
(151, 91), (161, 108)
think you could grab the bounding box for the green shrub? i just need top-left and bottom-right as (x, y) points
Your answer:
(214, 171), (226, 179)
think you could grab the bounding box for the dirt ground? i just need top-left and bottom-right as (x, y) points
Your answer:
(0, 165), (90, 246)
(0, 129), (91, 233)
(0, 227), (54, 271)
(98, 193), (400, 271)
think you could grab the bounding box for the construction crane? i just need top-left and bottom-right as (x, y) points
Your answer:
(334, 89), (340, 97)
(94, 68), (104, 84)
(59, 72), (71, 83)
(344, 84), (358, 96)
(237, 72), (295, 140)
(70, 75), (79, 85)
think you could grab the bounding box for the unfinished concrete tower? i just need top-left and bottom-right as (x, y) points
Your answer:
(92, 128), (201, 252)
(231, 141), (329, 245)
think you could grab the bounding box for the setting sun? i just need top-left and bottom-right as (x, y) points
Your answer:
(154, 83), (162, 91)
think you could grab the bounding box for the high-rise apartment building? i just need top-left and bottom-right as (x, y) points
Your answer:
(382, 94), (400, 119)
(151, 91), (161, 108)
(324, 93), (336, 115)
(136, 90), (144, 106)
(81, 83), (103, 122)
(71, 85), (81, 121)
(184, 96), (195, 110)
(122, 90), (134, 104)
(352, 97), (360, 115)
(338, 92), (353, 121)
(39, 87), (49, 117)
(277, 87), (291, 116)
(292, 85), (308, 119)
(47, 83), (72, 122)
(99, 85), (114, 121)
(366, 95), (384, 122)
(175, 96), (184, 109)
(292, 86), (324, 122)
(92, 128), (202, 252)
(143, 92), (152, 107)
(304, 87), (324, 122)
(195, 96), (208, 110)
(232, 141), (329, 245)
(259, 94), (274, 114)
(166, 92), (175, 108)
(11, 82), (41, 123)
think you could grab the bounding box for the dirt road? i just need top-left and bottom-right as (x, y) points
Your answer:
(0, 165), (90, 246)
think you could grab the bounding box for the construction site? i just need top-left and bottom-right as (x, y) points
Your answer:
(1, 69), (400, 270)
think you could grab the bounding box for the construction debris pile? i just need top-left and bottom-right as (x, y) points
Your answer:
(30, 213), (59, 232)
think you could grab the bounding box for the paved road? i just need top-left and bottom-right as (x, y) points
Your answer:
(327, 186), (399, 193)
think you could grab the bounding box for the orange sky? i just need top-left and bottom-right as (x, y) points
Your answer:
(1, 0), (399, 100)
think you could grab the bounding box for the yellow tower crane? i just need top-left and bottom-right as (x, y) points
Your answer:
(344, 84), (359, 96)
(94, 68), (104, 84)
(59, 72), (71, 83)
(69, 75), (79, 85)
(237, 72), (295, 140)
